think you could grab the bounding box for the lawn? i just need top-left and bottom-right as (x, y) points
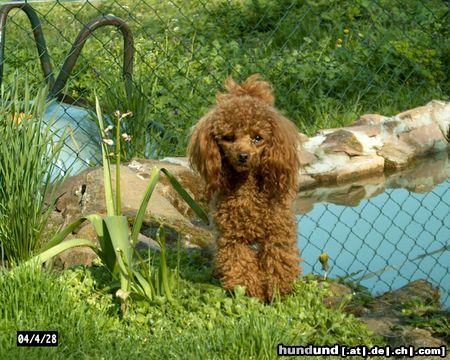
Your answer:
(0, 254), (382, 360)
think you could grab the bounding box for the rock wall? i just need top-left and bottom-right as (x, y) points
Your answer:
(298, 100), (450, 189)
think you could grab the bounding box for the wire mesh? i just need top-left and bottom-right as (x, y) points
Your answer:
(298, 179), (450, 306)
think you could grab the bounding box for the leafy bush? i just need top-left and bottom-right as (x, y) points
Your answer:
(1, 0), (447, 157)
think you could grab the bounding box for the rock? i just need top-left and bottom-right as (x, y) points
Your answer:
(390, 328), (447, 356)
(55, 246), (98, 269)
(135, 233), (161, 252)
(305, 152), (348, 180)
(71, 222), (99, 244)
(300, 101), (449, 188)
(361, 313), (400, 337)
(378, 140), (415, 170)
(298, 132), (310, 143)
(361, 280), (440, 346)
(372, 279), (441, 311)
(45, 158), (214, 269)
(335, 155), (385, 183)
(298, 174), (317, 190)
(352, 114), (387, 126)
(322, 281), (353, 308)
(322, 129), (365, 156)
(346, 124), (381, 137)
(399, 123), (448, 155)
(298, 148), (317, 166)
(296, 152), (449, 215)
(428, 100), (450, 139)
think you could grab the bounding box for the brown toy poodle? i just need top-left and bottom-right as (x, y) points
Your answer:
(188, 74), (302, 302)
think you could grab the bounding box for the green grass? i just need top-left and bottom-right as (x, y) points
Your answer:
(1, 0), (447, 157)
(0, 252), (383, 359)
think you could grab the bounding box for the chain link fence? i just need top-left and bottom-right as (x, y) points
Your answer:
(298, 177), (450, 307)
(0, 0), (449, 303)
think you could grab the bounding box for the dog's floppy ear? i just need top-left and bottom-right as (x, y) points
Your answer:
(259, 114), (301, 197)
(188, 112), (223, 197)
(216, 74), (274, 105)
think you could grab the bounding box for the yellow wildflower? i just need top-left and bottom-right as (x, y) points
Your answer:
(13, 112), (32, 124)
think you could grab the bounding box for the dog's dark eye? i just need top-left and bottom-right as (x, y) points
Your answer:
(252, 135), (263, 143)
(222, 135), (235, 142)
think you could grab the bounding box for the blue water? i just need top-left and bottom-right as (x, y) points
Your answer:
(297, 180), (450, 307)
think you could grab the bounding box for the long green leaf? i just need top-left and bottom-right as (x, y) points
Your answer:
(353, 264), (400, 282)
(115, 248), (133, 294)
(160, 168), (209, 224)
(39, 217), (87, 253)
(95, 95), (115, 216)
(157, 226), (172, 300)
(31, 238), (98, 265)
(98, 219), (117, 274)
(115, 113), (122, 215)
(411, 245), (450, 261)
(130, 168), (161, 245)
(104, 216), (132, 292)
(133, 271), (154, 301)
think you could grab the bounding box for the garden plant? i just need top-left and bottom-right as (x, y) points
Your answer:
(0, 80), (64, 264)
(32, 95), (209, 304)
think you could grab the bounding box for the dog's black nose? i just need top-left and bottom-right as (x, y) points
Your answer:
(238, 153), (249, 163)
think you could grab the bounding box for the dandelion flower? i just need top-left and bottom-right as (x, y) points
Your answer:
(319, 252), (329, 271)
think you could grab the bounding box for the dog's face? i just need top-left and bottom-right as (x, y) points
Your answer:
(188, 74), (300, 197)
(212, 99), (273, 173)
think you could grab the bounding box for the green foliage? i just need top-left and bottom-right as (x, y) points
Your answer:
(2, 0), (447, 158)
(401, 299), (450, 341)
(0, 80), (64, 263)
(30, 99), (208, 305)
(0, 258), (383, 359)
(0, 262), (143, 359)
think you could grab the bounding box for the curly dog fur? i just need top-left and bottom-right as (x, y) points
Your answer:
(188, 74), (302, 302)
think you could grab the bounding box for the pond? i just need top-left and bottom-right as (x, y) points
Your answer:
(297, 152), (450, 307)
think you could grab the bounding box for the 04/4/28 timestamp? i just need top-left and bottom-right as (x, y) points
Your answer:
(16, 331), (58, 347)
